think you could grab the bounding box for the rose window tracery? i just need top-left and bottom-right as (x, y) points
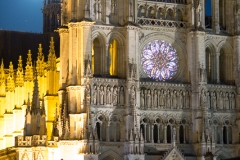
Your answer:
(141, 40), (179, 81)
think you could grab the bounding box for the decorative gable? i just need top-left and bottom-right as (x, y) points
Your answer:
(162, 146), (185, 160)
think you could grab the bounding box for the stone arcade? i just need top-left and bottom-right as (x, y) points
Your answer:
(1, 0), (240, 159)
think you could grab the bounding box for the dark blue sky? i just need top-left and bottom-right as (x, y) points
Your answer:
(0, 0), (43, 33)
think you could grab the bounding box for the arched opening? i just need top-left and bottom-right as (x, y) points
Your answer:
(109, 123), (115, 141)
(154, 125), (158, 143)
(167, 125), (171, 143)
(156, 8), (164, 20)
(228, 126), (232, 144)
(219, 47), (234, 84)
(147, 6), (155, 18)
(179, 125), (184, 143)
(219, 0), (226, 30)
(216, 126), (220, 144)
(175, 9), (183, 21)
(109, 39), (118, 76)
(101, 122), (106, 141)
(96, 122), (101, 140)
(223, 126), (227, 144)
(166, 9), (174, 20)
(92, 38), (103, 76)
(138, 6), (146, 18)
(140, 124), (145, 140)
(205, 47), (215, 83)
(116, 123), (120, 141)
(205, 0), (212, 28)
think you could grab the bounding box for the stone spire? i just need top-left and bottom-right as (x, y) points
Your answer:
(16, 56), (24, 87)
(47, 37), (57, 71)
(25, 50), (33, 81)
(31, 67), (41, 114)
(36, 44), (45, 77)
(0, 59), (5, 85)
(6, 62), (15, 92)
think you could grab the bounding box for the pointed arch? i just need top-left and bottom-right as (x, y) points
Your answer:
(107, 32), (126, 78)
(99, 149), (123, 160)
(92, 30), (107, 76)
(219, 0), (226, 30)
(218, 42), (234, 84)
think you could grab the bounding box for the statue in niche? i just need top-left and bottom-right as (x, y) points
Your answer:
(157, 90), (161, 108)
(85, 84), (91, 104)
(130, 86), (136, 106)
(230, 93), (235, 110)
(199, 64), (206, 83)
(206, 91), (210, 109)
(172, 91), (177, 109)
(100, 86), (104, 105)
(200, 89), (206, 108)
(85, 0), (89, 11)
(222, 92), (226, 110)
(196, 3), (202, 27)
(218, 92), (223, 110)
(112, 87), (118, 106)
(185, 91), (190, 109)
(166, 90), (171, 109)
(225, 92), (230, 110)
(211, 92), (217, 110)
(140, 90), (145, 108)
(96, 86), (100, 105)
(92, 86), (97, 105)
(146, 90), (151, 108)
(162, 89), (166, 107)
(179, 90), (183, 109)
(153, 90), (158, 108)
(106, 86), (111, 104)
(119, 86), (124, 106)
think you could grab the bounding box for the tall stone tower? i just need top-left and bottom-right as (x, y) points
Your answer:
(43, 0), (63, 33)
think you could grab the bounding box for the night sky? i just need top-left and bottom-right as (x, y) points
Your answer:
(0, 0), (43, 33)
(0, 1), (212, 33)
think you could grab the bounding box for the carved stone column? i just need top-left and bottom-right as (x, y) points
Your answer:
(164, 125), (167, 143)
(151, 124), (154, 143)
(216, 52), (220, 83)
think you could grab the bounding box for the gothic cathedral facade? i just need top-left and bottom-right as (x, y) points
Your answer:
(1, 0), (240, 160)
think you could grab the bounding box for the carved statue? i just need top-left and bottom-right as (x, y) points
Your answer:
(112, 87), (118, 106)
(140, 90), (145, 108)
(211, 92), (217, 110)
(206, 91), (210, 109)
(119, 87), (124, 106)
(225, 92), (229, 110)
(106, 86), (111, 104)
(146, 90), (151, 108)
(179, 90), (183, 109)
(230, 93), (235, 110)
(200, 89), (206, 108)
(130, 86), (136, 106)
(172, 91), (177, 109)
(100, 86), (104, 105)
(185, 91), (190, 109)
(197, 3), (202, 27)
(153, 90), (158, 108)
(92, 86), (97, 105)
(166, 90), (171, 109)
(218, 92), (223, 110)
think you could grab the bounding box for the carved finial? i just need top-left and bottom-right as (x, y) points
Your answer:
(25, 50), (33, 81)
(16, 56), (24, 87)
(36, 44), (45, 77)
(47, 37), (56, 71)
(6, 62), (15, 92)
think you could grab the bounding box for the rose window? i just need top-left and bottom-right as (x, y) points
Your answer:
(141, 40), (179, 81)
